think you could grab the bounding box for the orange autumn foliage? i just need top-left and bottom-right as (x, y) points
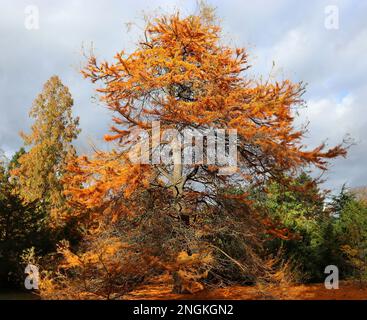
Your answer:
(64, 152), (151, 207)
(83, 14), (345, 167)
(61, 13), (347, 226)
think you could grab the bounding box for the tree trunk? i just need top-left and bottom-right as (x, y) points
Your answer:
(159, 138), (193, 293)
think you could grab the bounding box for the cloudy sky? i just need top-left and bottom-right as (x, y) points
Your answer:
(0, 0), (366, 192)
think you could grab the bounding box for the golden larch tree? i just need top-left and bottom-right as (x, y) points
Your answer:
(57, 12), (346, 295)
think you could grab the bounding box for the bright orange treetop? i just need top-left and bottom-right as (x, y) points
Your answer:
(64, 13), (346, 225)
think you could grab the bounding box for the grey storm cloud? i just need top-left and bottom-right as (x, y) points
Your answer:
(0, 0), (366, 192)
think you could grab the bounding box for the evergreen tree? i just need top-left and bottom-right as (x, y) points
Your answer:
(13, 76), (80, 220)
